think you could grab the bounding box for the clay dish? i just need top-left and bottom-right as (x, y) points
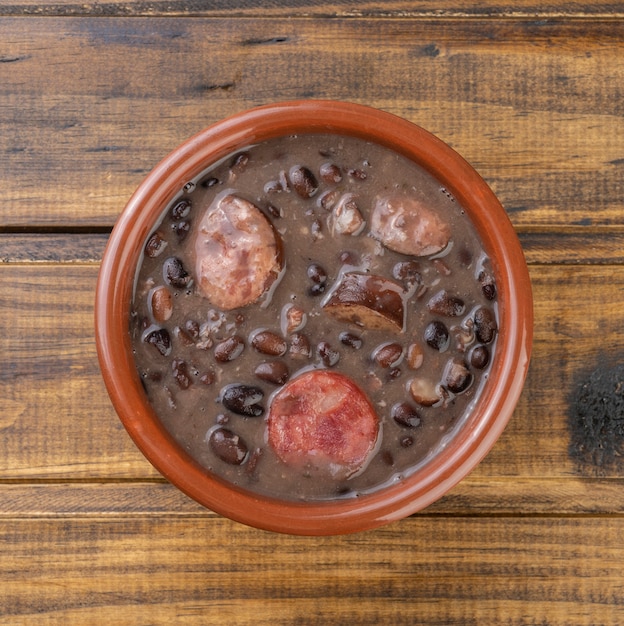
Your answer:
(95, 100), (533, 535)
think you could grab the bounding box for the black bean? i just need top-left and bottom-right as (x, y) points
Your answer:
(171, 358), (192, 390)
(231, 151), (250, 170)
(283, 305), (306, 334)
(388, 367), (402, 380)
(264, 179), (284, 194)
(479, 270), (497, 301)
(307, 263), (327, 283)
(427, 290), (465, 317)
(392, 402), (422, 428)
(254, 361), (290, 385)
(289, 333), (311, 358)
(163, 256), (191, 289)
(185, 319), (200, 339)
(470, 345), (490, 369)
(265, 203), (282, 218)
(174, 325), (196, 346)
(214, 335), (245, 363)
(318, 189), (340, 211)
(372, 342), (403, 368)
(201, 176), (219, 188)
(474, 307), (498, 344)
(339, 250), (359, 265)
(319, 162), (342, 184)
(406, 343), (424, 369)
(144, 328), (171, 356)
(251, 330), (287, 356)
(348, 168), (367, 180)
(409, 377), (441, 407)
(318, 341), (340, 367)
(209, 427), (248, 465)
(145, 231), (167, 258)
(444, 358), (473, 394)
(424, 321), (450, 352)
(392, 260), (421, 285)
(307, 282), (326, 297)
(339, 331), (363, 349)
(172, 220), (191, 242)
(221, 384), (264, 417)
(289, 165), (318, 198)
(150, 286), (173, 322)
(245, 447), (263, 479)
(170, 199), (191, 221)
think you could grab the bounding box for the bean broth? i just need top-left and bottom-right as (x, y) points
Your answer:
(131, 134), (498, 501)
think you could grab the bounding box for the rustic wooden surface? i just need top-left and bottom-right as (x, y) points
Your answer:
(2, 3), (624, 624)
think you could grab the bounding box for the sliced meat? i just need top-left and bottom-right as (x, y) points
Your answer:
(322, 272), (405, 332)
(370, 192), (451, 256)
(194, 193), (283, 310)
(267, 370), (379, 478)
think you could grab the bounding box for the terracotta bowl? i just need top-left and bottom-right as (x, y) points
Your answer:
(95, 100), (533, 535)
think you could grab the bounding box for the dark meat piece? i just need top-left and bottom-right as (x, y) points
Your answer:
(322, 272), (405, 333)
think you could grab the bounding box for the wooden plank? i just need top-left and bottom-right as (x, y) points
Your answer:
(2, 262), (624, 492)
(1, 0), (623, 18)
(4, 476), (624, 517)
(518, 229), (624, 265)
(0, 17), (622, 228)
(2, 515), (624, 624)
(0, 233), (109, 263)
(0, 264), (158, 479)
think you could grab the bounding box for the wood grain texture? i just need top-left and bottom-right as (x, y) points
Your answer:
(2, 516), (624, 625)
(2, 8), (624, 624)
(1, 0), (623, 18)
(0, 17), (622, 228)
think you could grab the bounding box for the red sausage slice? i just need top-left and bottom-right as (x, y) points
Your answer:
(194, 193), (282, 310)
(267, 370), (379, 478)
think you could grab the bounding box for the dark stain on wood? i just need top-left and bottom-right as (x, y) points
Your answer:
(240, 36), (290, 46)
(198, 82), (235, 92)
(0, 55), (30, 63)
(568, 362), (624, 474)
(421, 43), (441, 57)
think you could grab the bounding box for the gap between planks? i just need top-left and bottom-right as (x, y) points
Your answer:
(0, 4), (624, 19)
(2, 477), (624, 518)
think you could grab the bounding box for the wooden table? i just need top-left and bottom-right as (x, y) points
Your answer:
(2, 2), (624, 623)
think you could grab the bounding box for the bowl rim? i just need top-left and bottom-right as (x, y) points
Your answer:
(95, 99), (533, 535)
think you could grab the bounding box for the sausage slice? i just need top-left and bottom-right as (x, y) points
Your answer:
(267, 370), (379, 478)
(194, 193), (283, 310)
(322, 272), (405, 332)
(370, 192), (450, 257)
